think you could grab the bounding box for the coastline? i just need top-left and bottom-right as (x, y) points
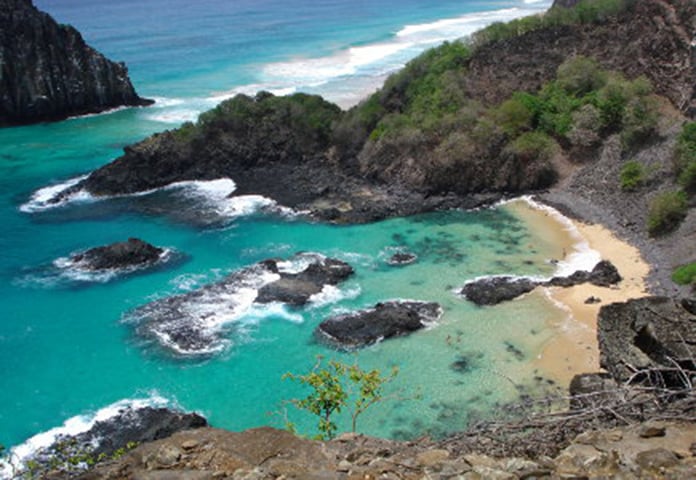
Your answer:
(527, 201), (652, 386)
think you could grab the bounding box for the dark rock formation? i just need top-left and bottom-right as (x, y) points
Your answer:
(461, 260), (622, 306)
(256, 256), (354, 305)
(316, 301), (442, 349)
(71, 238), (164, 271)
(130, 253), (354, 356)
(460, 260), (622, 305)
(460, 276), (538, 306)
(546, 260), (622, 288)
(597, 296), (696, 386)
(387, 252), (418, 266)
(25, 406), (206, 475)
(0, 0), (152, 126)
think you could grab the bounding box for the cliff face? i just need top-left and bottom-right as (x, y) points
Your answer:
(0, 0), (152, 126)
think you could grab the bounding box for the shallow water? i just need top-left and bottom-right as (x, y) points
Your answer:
(0, 0), (580, 466)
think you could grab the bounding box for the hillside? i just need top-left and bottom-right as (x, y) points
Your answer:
(0, 0), (152, 126)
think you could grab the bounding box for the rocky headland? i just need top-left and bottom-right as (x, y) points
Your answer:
(0, 0), (152, 126)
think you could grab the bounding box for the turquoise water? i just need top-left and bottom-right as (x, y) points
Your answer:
(1, 0), (558, 461)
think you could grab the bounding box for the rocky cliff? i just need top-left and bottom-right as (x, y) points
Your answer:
(0, 0), (152, 126)
(46, 0), (695, 226)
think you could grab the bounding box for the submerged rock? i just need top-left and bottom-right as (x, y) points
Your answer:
(316, 301), (442, 349)
(130, 253), (353, 357)
(0, 0), (152, 126)
(70, 238), (165, 271)
(461, 260), (622, 306)
(598, 296), (696, 387)
(387, 252), (418, 266)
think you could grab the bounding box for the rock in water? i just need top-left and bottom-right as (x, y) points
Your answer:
(71, 238), (165, 271)
(0, 0), (152, 126)
(316, 301), (442, 349)
(460, 276), (539, 306)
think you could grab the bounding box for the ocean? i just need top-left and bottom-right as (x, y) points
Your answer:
(0, 0), (599, 472)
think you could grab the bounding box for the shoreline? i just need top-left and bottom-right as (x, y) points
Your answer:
(526, 200), (652, 386)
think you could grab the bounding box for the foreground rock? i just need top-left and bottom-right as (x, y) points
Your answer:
(70, 238), (165, 271)
(21, 407), (206, 478)
(130, 253), (353, 356)
(76, 422), (696, 479)
(316, 301), (442, 349)
(0, 0), (152, 126)
(461, 260), (622, 306)
(598, 296), (696, 386)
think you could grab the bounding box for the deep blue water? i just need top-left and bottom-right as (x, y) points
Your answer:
(0, 0), (560, 470)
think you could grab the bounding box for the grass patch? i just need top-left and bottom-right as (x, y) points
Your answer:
(672, 263), (696, 286)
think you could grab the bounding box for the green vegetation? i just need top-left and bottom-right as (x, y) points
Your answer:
(283, 356), (398, 440)
(675, 122), (696, 194)
(468, 0), (630, 49)
(6, 439), (139, 479)
(619, 160), (645, 191)
(672, 262), (696, 287)
(647, 190), (688, 237)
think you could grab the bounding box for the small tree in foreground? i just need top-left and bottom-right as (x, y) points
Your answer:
(283, 356), (398, 440)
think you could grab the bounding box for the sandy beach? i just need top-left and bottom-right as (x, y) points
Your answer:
(534, 213), (652, 386)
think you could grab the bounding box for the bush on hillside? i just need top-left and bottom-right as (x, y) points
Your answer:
(672, 262), (696, 287)
(647, 190), (688, 236)
(619, 160), (645, 191)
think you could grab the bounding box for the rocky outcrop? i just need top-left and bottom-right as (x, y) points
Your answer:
(597, 296), (696, 386)
(130, 253), (354, 356)
(461, 260), (622, 306)
(76, 422), (696, 479)
(256, 256), (354, 305)
(316, 301), (442, 349)
(0, 0), (152, 126)
(23, 407), (206, 477)
(70, 238), (165, 271)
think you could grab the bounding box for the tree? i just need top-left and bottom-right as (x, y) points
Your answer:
(283, 356), (398, 440)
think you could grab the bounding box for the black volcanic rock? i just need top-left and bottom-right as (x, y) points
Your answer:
(316, 301), (442, 349)
(0, 0), (152, 126)
(387, 252), (418, 266)
(71, 238), (164, 271)
(256, 257), (354, 306)
(131, 253), (354, 356)
(461, 276), (539, 306)
(24, 406), (206, 473)
(598, 297), (696, 387)
(461, 260), (623, 306)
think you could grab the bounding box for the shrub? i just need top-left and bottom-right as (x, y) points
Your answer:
(567, 104), (602, 147)
(619, 160), (645, 191)
(672, 262), (696, 286)
(490, 98), (534, 136)
(506, 131), (558, 162)
(556, 56), (607, 96)
(283, 356), (398, 440)
(647, 190), (688, 236)
(679, 161), (696, 194)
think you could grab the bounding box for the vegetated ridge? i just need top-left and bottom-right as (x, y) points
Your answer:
(0, 0), (152, 126)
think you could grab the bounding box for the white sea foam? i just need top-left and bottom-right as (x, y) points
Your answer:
(224, 2), (551, 108)
(0, 394), (169, 479)
(309, 284), (361, 308)
(510, 196), (602, 277)
(276, 252), (326, 274)
(19, 175), (92, 213)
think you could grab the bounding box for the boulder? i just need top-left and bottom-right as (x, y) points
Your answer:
(460, 276), (538, 306)
(461, 260), (622, 306)
(316, 301), (442, 349)
(256, 257), (354, 305)
(568, 373), (619, 409)
(71, 238), (165, 271)
(597, 296), (696, 386)
(387, 252), (418, 266)
(0, 0), (152, 125)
